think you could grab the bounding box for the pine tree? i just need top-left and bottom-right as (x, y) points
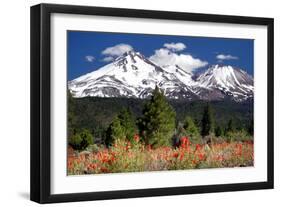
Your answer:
(105, 116), (125, 146)
(106, 108), (136, 146)
(201, 103), (214, 137)
(215, 125), (223, 137)
(118, 108), (136, 142)
(183, 116), (200, 143)
(138, 86), (176, 147)
(226, 119), (235, 133)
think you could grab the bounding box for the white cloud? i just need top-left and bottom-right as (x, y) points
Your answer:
(149, 48), (208, 72)
(163, 42), (186, 52)
(101, 44), (133, 62)
(85, 55), (95, 62)
(102, 44), (133, 57)
(102, 56), (114, 62)
(216, 54), (238, 61)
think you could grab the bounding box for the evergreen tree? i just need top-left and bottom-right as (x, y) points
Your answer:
(117, 108), (136, 142)
(215, 125), (223, 137)
(138, 86), (176, 147)
(105, 116), (126, 146)
(183, 116), (200, 139)
(201, 103), (214, 137)
(226, 119), (235, 133)
(106, 108), (136, 146)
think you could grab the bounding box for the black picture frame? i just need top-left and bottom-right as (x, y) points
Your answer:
(30, 3), (274, 204)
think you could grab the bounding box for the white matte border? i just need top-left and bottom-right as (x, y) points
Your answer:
(51, 13), (268, 194)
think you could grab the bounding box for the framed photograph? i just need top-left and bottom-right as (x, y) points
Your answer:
(30, 3), (274, 203)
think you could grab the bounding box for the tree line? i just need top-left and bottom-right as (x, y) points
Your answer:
(68, 87), (253, 151)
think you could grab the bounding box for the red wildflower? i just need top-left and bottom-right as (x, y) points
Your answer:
(126, 141), (131, 150)
(180, 136), (190, 148)
(179, 152), (185, 161)
(198, 152), (205, 161)
(88, 163), (98, 170)
(195, 144), (202, 151)
(134, 134), (140, 142)
(67, 161), (74, 169)
(173, 152), (179, 158)
(235, 143), (243, 156)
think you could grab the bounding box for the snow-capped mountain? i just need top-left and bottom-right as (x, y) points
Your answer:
(68, 51), (197, 100)
(68, 51), (254, 102)
(195, 65), (253, 101)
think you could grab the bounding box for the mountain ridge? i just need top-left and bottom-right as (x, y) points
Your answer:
(68, 50), (254, 102)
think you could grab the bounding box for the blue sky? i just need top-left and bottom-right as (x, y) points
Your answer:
(67, 31), (254, 80)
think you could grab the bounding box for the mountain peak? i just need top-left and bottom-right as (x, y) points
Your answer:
(209, 64), (234, 70)
(114, 50), (147, 65)
(196, 64), (253, 101)
(208, 64), (250, 75)
(122, 50), (138, 56)
(115, 50), (134, 60)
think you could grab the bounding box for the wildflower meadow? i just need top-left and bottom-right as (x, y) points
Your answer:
(67, 135), (254, 175)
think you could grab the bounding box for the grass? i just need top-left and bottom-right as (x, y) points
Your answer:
(67, 136), (254, 175)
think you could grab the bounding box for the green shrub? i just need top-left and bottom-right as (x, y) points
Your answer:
(85, 144), (100, 153)
(69, 129), (93, 151)
(225, 129), (253, 142)
(174, 121), (202, 145)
